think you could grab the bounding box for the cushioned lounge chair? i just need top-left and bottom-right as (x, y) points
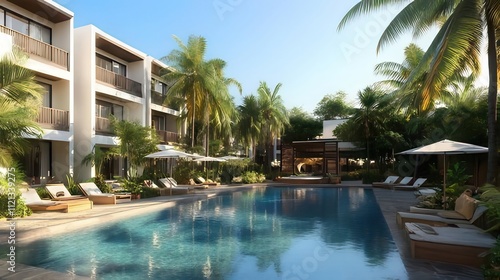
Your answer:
(396, 192), (487, 228)
(21, 188), (92, 213)
(372, 176), (413, 188)
(404, 222), (496, 267)
(158, 178), (193, 195)
(79, 182), (131, 204)
(45, 184), (88, 201)
(194, 176), (220, 187)
(392, 178), (436, 196)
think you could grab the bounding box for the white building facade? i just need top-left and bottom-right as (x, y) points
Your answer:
(1, 0), (181, 184)
(0, 0), (74, 184)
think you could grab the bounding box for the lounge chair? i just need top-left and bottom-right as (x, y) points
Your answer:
(158, 178), (193, 195)
(20, 188), (92, 213)
(144, 180), (169, 196)
(79, 182), (131, 204)
(392, 178), (435, 196)
(404, 222), (496, 267)
(372, 176), (399, 188)
(396, 192), (487, 228)
(194, 176), (220, 187)
(45, 184), (89, 201)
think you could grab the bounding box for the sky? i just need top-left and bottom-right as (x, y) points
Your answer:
(55, 0), (488, 115)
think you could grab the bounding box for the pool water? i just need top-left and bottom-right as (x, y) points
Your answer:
(15, 187), (407, 279)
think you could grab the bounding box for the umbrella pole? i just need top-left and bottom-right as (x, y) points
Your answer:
(443, 155), (447, 210)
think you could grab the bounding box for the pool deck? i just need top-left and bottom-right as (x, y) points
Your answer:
(0, 182), (484, 279)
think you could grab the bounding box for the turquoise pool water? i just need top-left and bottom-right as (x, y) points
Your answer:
(15, 187), (407, 279)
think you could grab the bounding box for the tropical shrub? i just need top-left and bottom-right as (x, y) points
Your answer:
(241, 171), (266, 184)
(35, 187), (51, 199)
(0, 174), (32, 219)
(66, 174), (83, 195)
(92, 174), (111, 193)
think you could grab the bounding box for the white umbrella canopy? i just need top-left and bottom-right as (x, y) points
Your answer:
(397, 139), (488, 155)
(145, 150), (202, 177)
(397, 139), (488, 209)
(194, 156), (227, 162)
(145, 149), (201, 159)
(220, 155), (243, 160)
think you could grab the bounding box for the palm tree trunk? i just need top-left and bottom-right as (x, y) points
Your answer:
(486, 12), (498, 185)
(191, 93), (195, 148)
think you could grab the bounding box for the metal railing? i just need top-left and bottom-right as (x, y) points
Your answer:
(37, 106), (69, 131)
(95, 66), (142, 97)
(155, 129), (179, 143)
(0, 25), (69, 70)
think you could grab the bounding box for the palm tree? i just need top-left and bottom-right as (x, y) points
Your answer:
(0, 51), (44, 166)
(161, 35), (220, 148)
(351, 87), (386, 169)
(257, 82), (289, 171)
(338, 0), (500, 184)
(237, 95), (261, 160)
(162, 35), (240, 155)
(203, 59), (241, 156)
(374, 43), (428, 116)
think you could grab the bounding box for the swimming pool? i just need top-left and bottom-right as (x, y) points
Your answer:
(14, 187), (408, 279)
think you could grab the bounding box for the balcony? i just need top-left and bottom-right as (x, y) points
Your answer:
(95, 117), (114, 134)
(95, 66), (142, 97)
(155, 129), (179, 143)
(151, 90), (166, 106)
(0, 25), (69, 70)
(37, 106), (69, 131)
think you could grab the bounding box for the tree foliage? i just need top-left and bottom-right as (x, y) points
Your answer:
(313, 91), (354, 120)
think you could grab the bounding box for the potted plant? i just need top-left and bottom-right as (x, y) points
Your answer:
(122, 179), (143, 199)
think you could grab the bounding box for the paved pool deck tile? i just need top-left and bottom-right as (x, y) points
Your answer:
(0, 182), (484, 279)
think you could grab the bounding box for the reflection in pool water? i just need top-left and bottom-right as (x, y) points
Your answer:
(15, 187), (407, 279)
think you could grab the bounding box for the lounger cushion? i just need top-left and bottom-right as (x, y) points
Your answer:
(438, 193), (477, 220)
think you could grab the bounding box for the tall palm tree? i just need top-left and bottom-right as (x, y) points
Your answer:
(351, 87), (386, 168)
(339, 0), (500, 184)
(161, 35), (220, 148)
(237, 95), (261, 160)
(203, 59), (241, 156)
(0, 51), (43, 166)
(257, 82), (289, 171)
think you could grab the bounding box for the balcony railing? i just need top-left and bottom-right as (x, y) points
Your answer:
(0, 25), (69, 70)
(37, 106), (69, 131)
(95, 66), (142, 97)
(156, 129), (179, 143)
(151, 90), (166, 105)
(95, 117), (114, 134)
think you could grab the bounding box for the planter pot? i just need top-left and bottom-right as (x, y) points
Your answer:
(131, 194), (141, 200)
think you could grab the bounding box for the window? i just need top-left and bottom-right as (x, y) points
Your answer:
(153, 79), (167, 95)
(39, 82), (52, 107)
(5, 12), (28, 34)
(96, 100), (123, 121)
(152, 115), (165, 130)
(96, 54), (126, 76)
(29, 21), (51, 43)
(1, 8), (52, 44)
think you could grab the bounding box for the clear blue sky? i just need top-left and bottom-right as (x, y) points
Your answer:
(55, 0), (487, 114)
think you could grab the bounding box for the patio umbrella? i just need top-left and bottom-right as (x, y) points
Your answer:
(145, 150), (201, 177)
(220, 155), (243, 160)
(194, 156), (227, 180)
(397, 139), (488, 208)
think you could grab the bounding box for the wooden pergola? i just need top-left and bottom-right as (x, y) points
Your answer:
(281, 139), (341, 176)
